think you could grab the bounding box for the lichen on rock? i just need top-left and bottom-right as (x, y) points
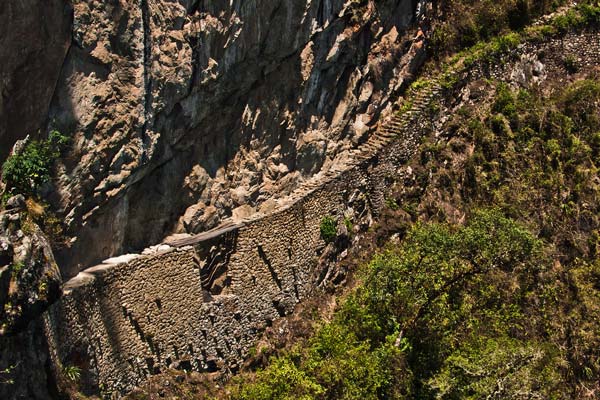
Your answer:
(0, 195), (62, 336)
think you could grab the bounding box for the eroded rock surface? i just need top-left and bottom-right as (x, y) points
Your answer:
(38, 0), (425, 277)
(0, 195), (62, 335)
(0, 0), (71, 160)
(0, 196), (62, 400)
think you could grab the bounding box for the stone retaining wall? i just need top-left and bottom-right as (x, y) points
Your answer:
(42, 27), (600, 396)
(44, 163), (375, 394)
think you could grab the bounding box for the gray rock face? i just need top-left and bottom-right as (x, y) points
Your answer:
(0, 197), (62, 336)
(4, 194), (25, 211)
(0, 319), (57, 400)
(36, 0), (421, 278)
(0, 196), (63, 400)
(0, 0), (71, 160)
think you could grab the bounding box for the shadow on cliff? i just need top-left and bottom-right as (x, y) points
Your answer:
(0, 0), (72, 162)
(51, 0), (421, 281)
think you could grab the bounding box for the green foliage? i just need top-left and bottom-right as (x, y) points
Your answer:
(343, 217), (354, 234)
(320, 216), (337, 244)
(63, 365), (81, 383)
(429, 0), (566, 59)
(432, 1), (599, 62)
(397, 100), (414, 116)
(462, 79), (600, 259)
(579, 2), (600, 24)
(1, 130), (69, 198)
(10, 261), (24, 278)
(409, 78), (431, 92)
(351, 209), (541, 340)
(492, 82), (517, 120)
(433, 2), (600, 95)
(374, 75), (600, 397)
(232, 316), (403, 400)
(230, 211), (565, 399)
(48, 130), (70, 149)
(563, 54), (579, 73)
(551, 8), (585, 32)
(385, 197), (400, 211)
(428, 337), (561, 399)
(235, 356), (324, 400)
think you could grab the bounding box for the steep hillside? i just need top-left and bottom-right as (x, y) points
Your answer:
(1, 0), (599, 399)
(125, 4), (600, 400)
(222, 73), (600, 400)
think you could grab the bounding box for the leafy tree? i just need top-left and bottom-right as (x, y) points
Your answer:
(1, 130), (69, 199)
(428, 337), (561, 399)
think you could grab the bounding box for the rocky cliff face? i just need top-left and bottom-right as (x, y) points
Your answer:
(0, 196), (62, 336)
(0, 195), (62, 399)
(0, 0), (71, 160)
(0, 0), (423, 278)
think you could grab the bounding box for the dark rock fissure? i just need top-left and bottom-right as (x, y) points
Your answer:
(291, 265), (300, 300)
(140, 0), (153, 160)
(258, 244), (283, 291)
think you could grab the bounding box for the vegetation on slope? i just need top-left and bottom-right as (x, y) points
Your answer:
(124, 2), (600, 400)
(231, 210), (553, 399)
(221, 69), (600, 399)
(0, 131), (69, 247)
(1, 130), (69, 200)
(429, 0), (569, 58)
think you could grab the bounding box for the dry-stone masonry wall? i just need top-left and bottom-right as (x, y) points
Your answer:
(42, 27), (600, 396)
(45, 158), (373, 394)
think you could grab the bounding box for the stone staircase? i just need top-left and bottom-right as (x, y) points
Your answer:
(158, 78), (444, 248)
(277, 79), (442, 205)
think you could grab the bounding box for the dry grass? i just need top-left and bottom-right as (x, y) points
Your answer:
(25, 198), (45, 218)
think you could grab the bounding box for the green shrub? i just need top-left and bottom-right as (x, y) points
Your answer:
(1, 130), (69, 198)
(343, 217), (354, 234)
(385, 197), (400, 211)
(551, 9), (584, 32)
(320, 216), (337, 244)
(427, 337), (560, 398)
(579, 2), (600, 24)
(47, 130), (70, 149)
(234, 356), (324, 400)
(493, 83), (517, 121)
(563, 54), (579, 73)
